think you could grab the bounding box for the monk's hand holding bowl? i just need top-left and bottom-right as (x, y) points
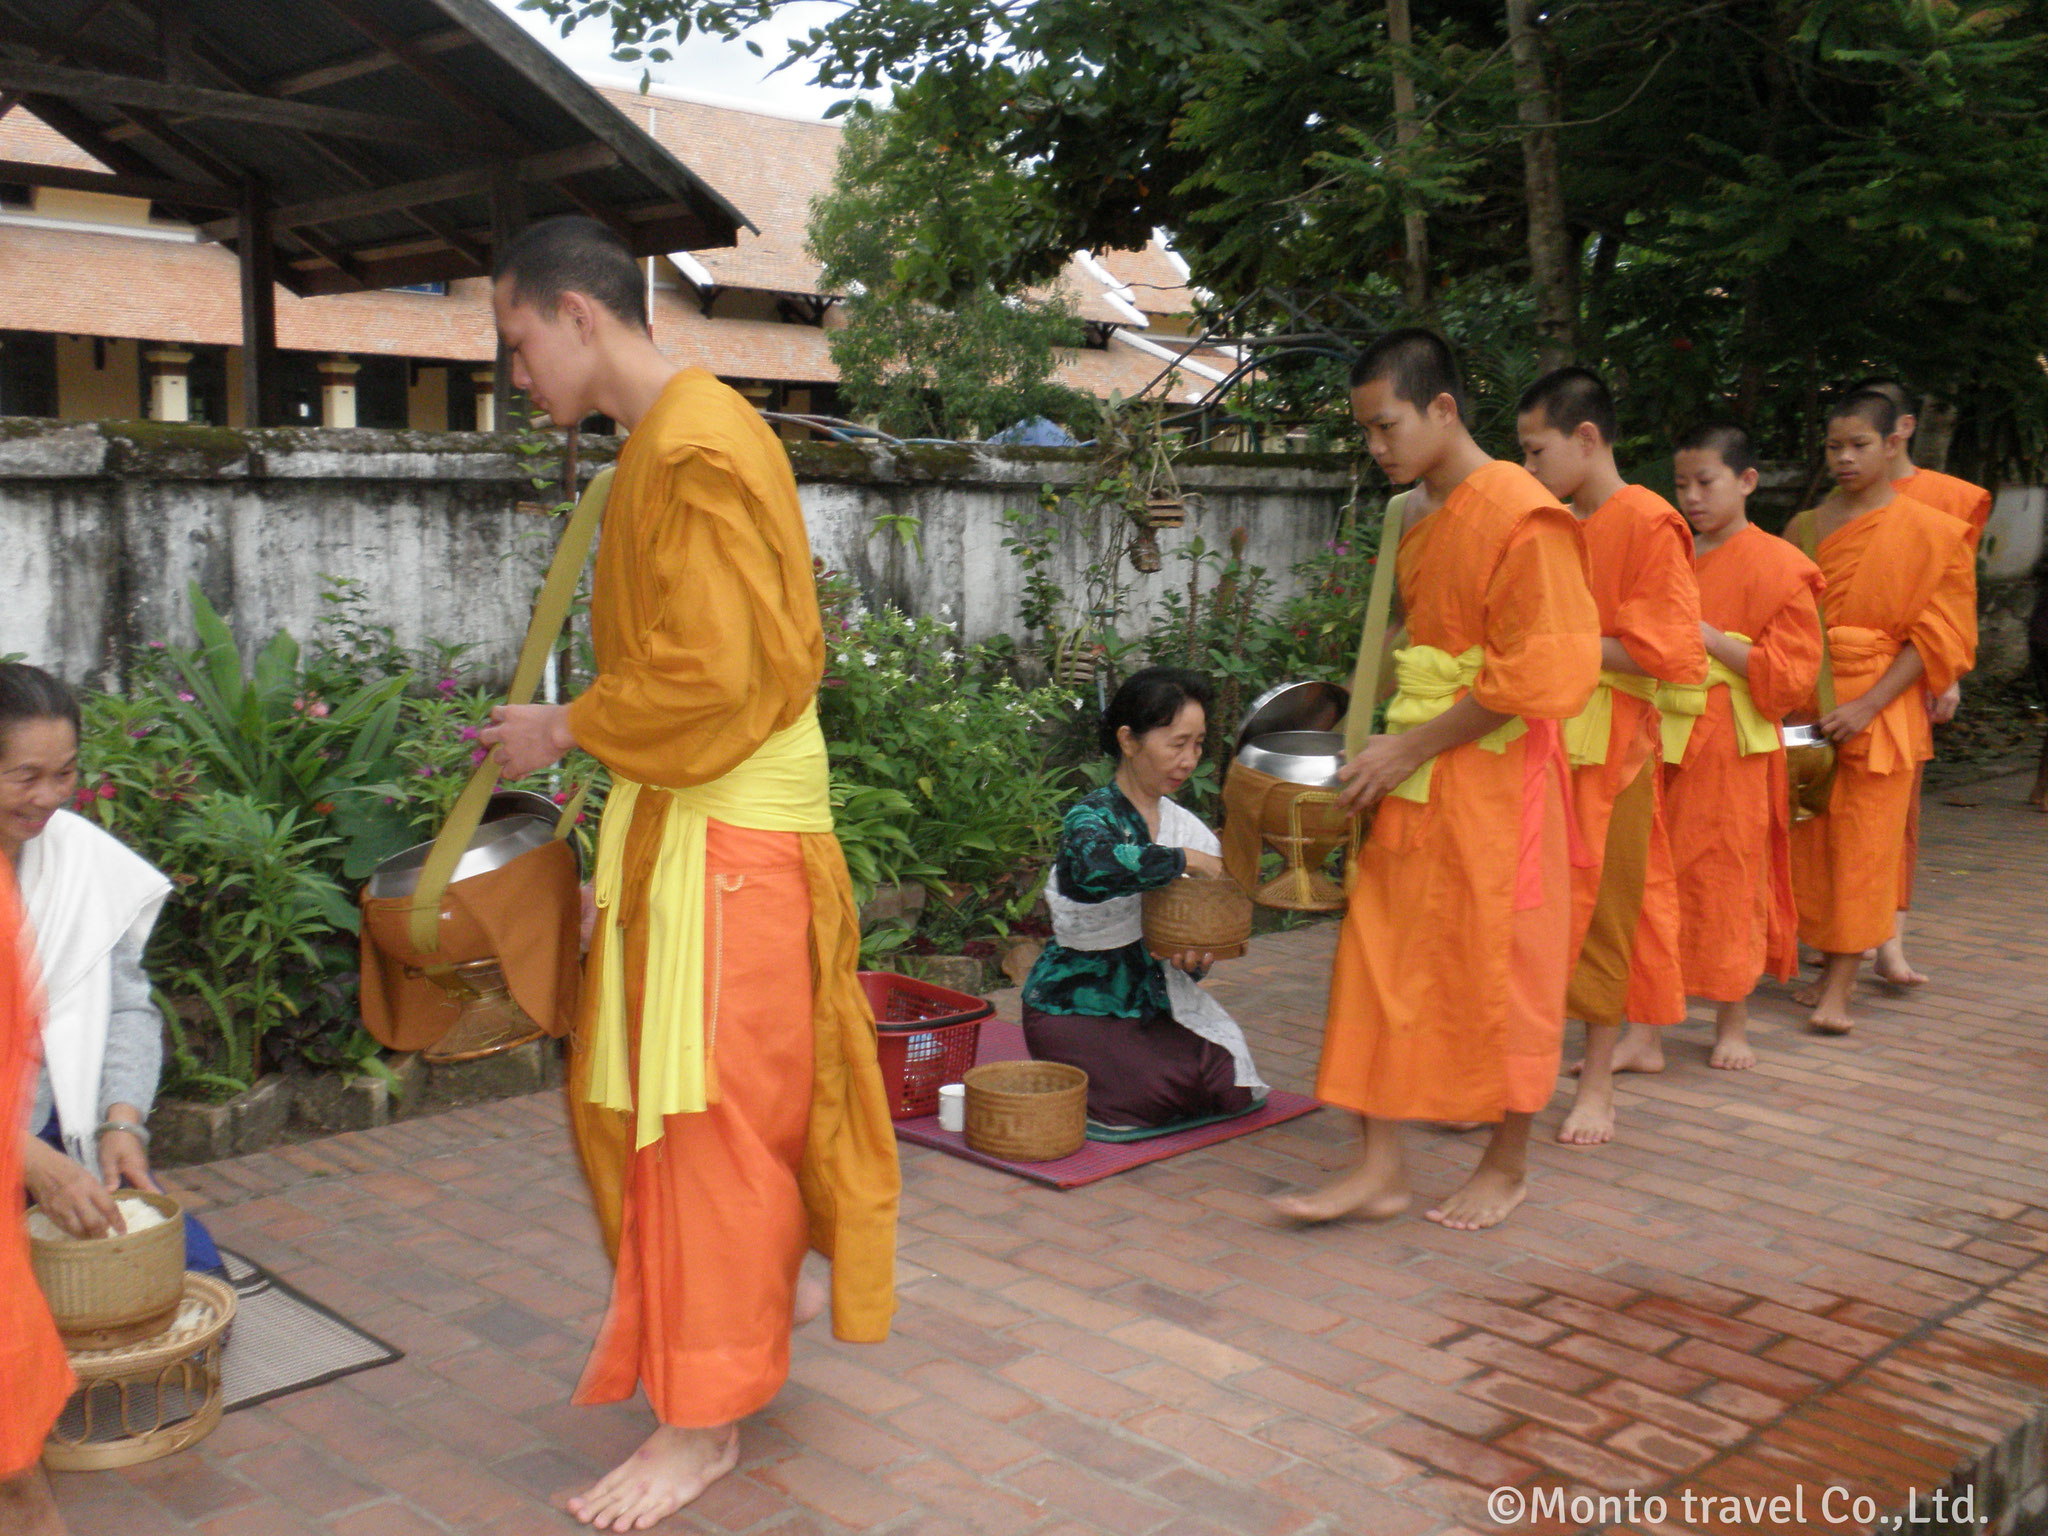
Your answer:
(1817, 695), (1880, 745)
(1335, 734), (1421, 817)
(480, 703), (575, 779)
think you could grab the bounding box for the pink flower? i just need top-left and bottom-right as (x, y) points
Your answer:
(416, 765), (437, 778)
(97, 783), (116, 800)
(551, 791), (570, 805)
(470, 747), (488, 765)
(458, 726), (481, 741)
(148, 640), (167, 650)
(436, 677), (458, 697)
(177, 691), (195, 703)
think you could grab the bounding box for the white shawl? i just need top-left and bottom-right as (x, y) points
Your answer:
(1045, 797), (1267, 1092)
(17, 810), (171, 1169)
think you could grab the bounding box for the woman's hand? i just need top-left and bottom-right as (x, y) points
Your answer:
(1169, 949), (1215, 976)
(1183, 850), (1226, 880)
(99, 1128), (160, 1196)
(23, 1134), (124, 1237)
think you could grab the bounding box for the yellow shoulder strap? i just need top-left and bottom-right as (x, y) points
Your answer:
(1794, 514), (1837, 717)
(1344, 491), (1408, 758)
(407, 466), (614, 954)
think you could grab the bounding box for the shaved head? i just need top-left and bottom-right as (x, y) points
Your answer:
(1517, 366), (1618, 445)
(1350, 327), (1466, 418)
(494, 215), (647, 329)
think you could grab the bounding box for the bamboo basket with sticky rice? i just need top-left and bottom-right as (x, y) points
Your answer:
(1142, 872), (1254, 961)
(28, 1190), (186, 1348)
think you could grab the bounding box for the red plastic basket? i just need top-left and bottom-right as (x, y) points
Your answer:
(861, 971), (993, 1120)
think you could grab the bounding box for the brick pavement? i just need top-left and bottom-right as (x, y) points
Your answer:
(48, 771), (2048, 1536)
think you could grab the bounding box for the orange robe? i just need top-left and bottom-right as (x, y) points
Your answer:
(1565, 486), (1707, 1030)
(1890, 467), (1990, 913)
(2, 863), (74, 1477)
(1318, 461), (1600, 1121)
(1785, 496), (1976, 953)
(1663, 526), (1823, 1001)
(563, 368), (899, 1429)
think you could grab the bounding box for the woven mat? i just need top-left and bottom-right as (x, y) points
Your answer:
(894, 1018), (1321, 1189)
(51, 1251), (402, 1447)
(216, 1248), (401, 1410)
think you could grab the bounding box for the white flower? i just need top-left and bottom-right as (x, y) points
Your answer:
(862, 650), (879, 666)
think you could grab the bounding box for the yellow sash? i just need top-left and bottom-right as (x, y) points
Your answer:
(1655, 680), (1708, 765)
(1561, 669), (1660, 767)
(585, 705), (835, 1149)
(1384, 644), (1528, 803)
(1660, 635), (1779, 763)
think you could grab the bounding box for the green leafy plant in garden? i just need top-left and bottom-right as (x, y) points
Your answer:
(148, 794), (361, 1097)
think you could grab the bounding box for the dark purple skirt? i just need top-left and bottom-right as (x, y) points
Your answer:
(1021, 1006), (1255, 1129)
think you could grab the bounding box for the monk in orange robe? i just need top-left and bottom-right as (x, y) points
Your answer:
(1849, 378), (1993, 988)
(1783, 391), (1976, 1034)
(1271, 329), (1599, 1231)
(0, 860), (75, 1536)
(1516, 368), (1706, 1146)
(480, 217), (898, 1531)
(1664, 424), (1823, 1070)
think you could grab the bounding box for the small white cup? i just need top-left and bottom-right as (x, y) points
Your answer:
(937, 1082), (966, 1133)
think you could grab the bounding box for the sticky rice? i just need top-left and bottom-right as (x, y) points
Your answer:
(28, 1193), (172, 1242)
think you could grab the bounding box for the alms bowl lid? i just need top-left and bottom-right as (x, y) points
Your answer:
(1234, 680), (1350, 756)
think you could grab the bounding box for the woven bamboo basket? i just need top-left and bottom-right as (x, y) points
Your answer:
(43, 1272), (236, 1471)
(963, 1060), (1087, 1162)
(1142, 873), (1254, 961)
(29, 1190), (186, 1348)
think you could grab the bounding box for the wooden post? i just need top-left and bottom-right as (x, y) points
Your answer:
(489, 168), (526, 433)
(238, 181), (281, 428)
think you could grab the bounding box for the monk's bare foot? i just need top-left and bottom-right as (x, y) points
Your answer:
(1791, 982), (1822, 1008)
(0, 1469), (68, 1536)
(1710, 1005), (1756, 1071)
(1424, 1165), (1526, 1230)
(793, 1270), (829, 1327)
(569, 1424), (739, 1531)
(1807, 1001), (1856, 1035)
(1270, 1165), (1411, 1224)
(1557, 1080), (1615, 1146)
(1609, 1023), (1665, 1075)
(1872, 938), (1928, 988)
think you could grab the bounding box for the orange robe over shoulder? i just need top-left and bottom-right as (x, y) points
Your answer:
(1890, 467), (1989, 912)
(2, 863), (74, 1477)
(1897, 467), (1992, 555)
(1785, 496), (1976, 953)
(1664, 525), (1823, 1001)
(1317, 461), (1600, 1122)
(1566, 485), (1707, 1029)
(562, 368), (899, 1429)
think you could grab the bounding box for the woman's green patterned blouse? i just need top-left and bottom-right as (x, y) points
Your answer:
(1021, 784), (1185, 1019)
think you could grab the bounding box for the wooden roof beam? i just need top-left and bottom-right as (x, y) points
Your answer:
(197, 142), (618, 238)
(0, 155), (237, 207)
(311, 0), (525, 152)
(265, 27), (470, 98)
(0, 59), (500, 149)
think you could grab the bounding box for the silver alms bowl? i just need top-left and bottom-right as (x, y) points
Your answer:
(1233, 730), (1347, 788)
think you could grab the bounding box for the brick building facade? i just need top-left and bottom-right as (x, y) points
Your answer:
(0, 81), (1225, 437)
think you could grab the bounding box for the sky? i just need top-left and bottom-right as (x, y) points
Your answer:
(490, 0), (862, 118)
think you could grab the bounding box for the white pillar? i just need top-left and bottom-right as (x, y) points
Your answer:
(318, 356), (360, 429)
(472, 368), (496, 433)
(145, 348), (194, 423)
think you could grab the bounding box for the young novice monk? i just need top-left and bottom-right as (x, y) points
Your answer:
(1663, 425), (1823, 1070)
(1849, 377), (1992, 987)
(479, 217), (899, 1530)
(1516, 369), (1706, 1146)
(1783, 391), (1976, 1035)
(1272, 328), (1599, 1231)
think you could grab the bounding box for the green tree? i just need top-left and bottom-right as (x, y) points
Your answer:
(807, 111), (1094, 440)
(530, 0), (2048, 476)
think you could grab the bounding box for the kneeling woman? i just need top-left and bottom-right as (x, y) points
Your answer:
(1022, 668), (1266, 1130)
(4, 663), (219, 1270)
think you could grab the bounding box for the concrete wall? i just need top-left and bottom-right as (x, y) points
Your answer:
(0, 419), (1356, 690)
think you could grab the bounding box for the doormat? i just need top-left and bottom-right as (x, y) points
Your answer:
(893, 1017), (1320, 1189)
